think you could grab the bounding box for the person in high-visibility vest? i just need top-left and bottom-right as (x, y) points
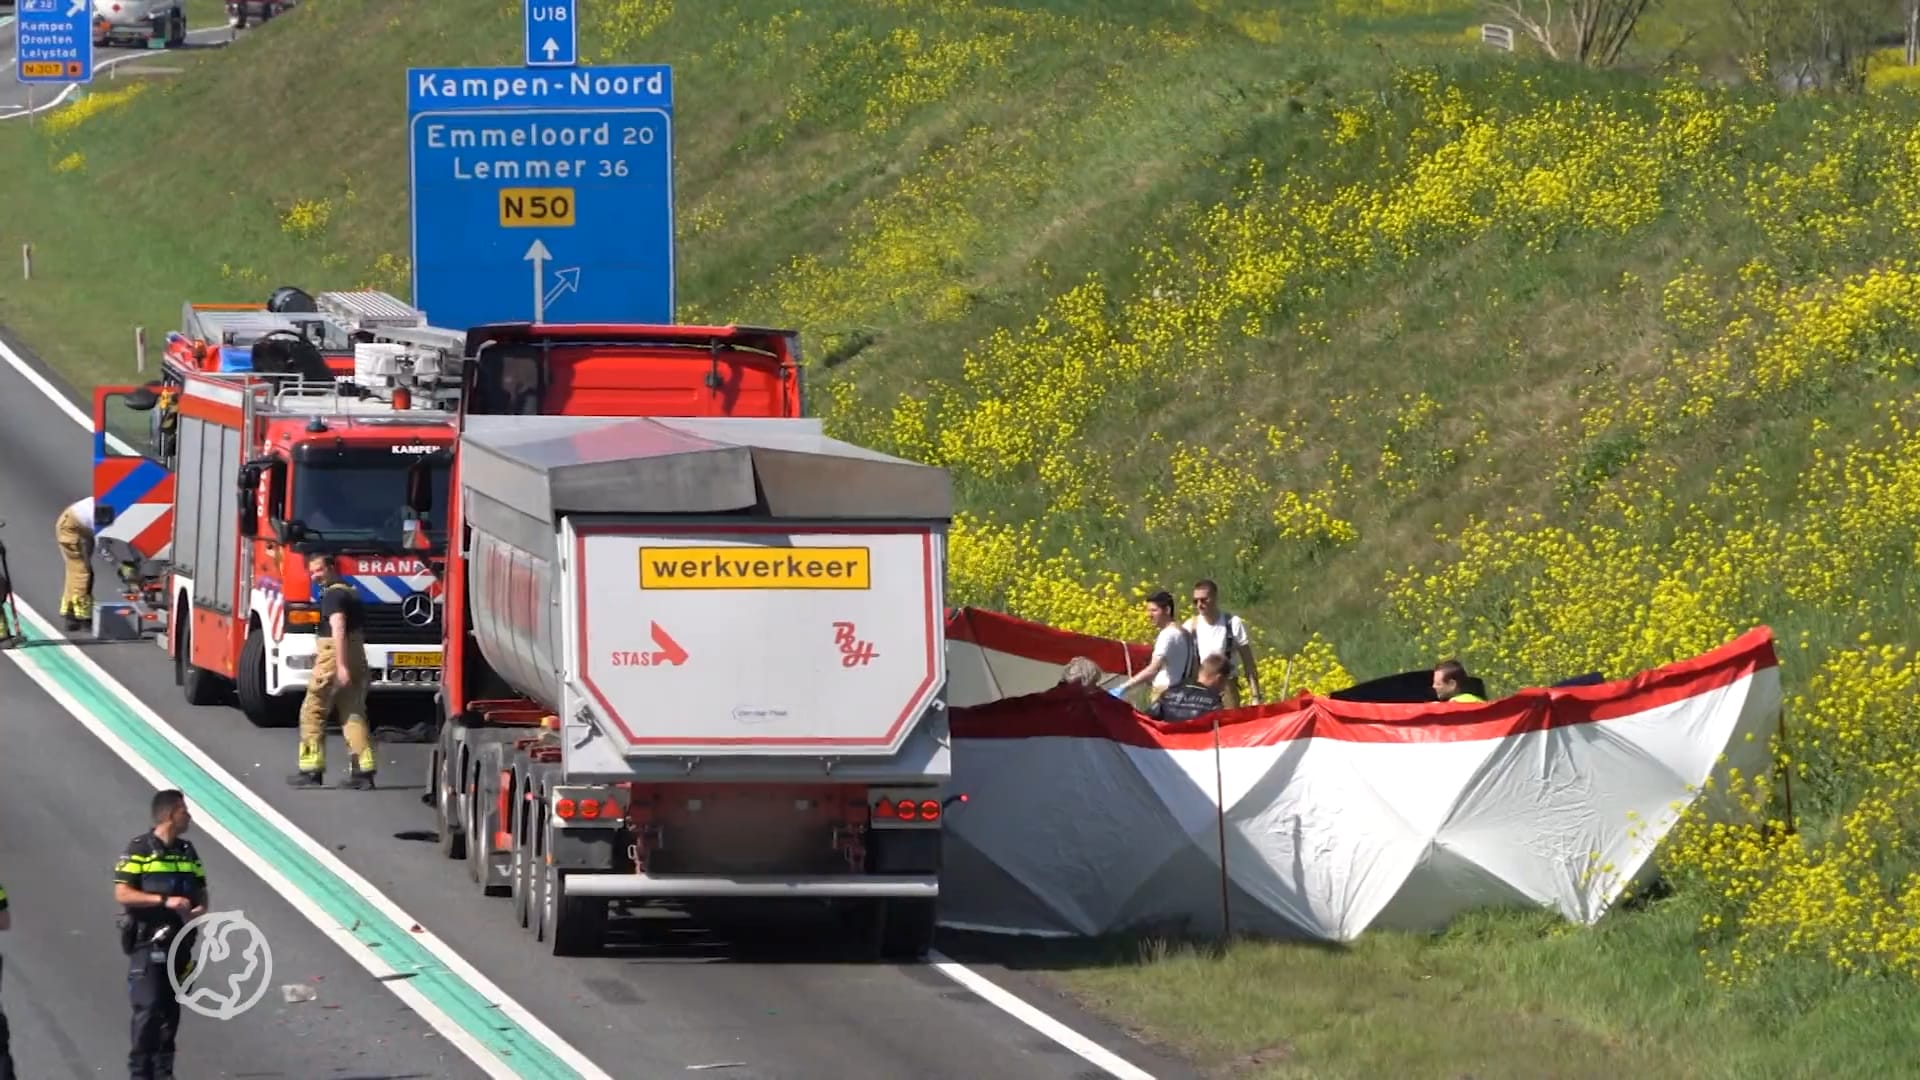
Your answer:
(55, 495), (96, 632)
(288, 552), (378, 789)
(1432, 658), (1486, 703)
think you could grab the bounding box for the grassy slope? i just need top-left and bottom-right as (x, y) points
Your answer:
(7, 1), (1920, 1076)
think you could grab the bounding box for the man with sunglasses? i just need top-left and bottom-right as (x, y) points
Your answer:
(1183, 579), (1262, 709)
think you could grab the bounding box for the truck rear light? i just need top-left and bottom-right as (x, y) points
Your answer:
(552, 786), (626, 828)
(867, 789), (945, 828)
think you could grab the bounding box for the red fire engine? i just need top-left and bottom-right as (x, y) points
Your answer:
(93, 319), (468, 726)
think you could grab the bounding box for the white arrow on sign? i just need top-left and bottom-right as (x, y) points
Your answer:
(545, 267), (581, 309)
(542, 38), (560, 61)
(525, 239), (553, 322)
(68, 0), (88, 17)
(524, 241), (582, 322)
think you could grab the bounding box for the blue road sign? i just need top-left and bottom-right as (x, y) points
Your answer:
(406, 65), (675, 331)
(14, 0), (94, 86)
(524, 0), (577, 68)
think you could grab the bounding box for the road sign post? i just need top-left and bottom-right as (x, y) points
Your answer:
(406, 65), (675, 331)
(524, 0), (577, 68)
(14, 0), (96, 87)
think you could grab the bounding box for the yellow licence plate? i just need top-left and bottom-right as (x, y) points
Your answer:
(390, 652), (442, 669)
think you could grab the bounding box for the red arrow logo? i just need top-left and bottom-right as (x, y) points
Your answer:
(648, 622), (689, 666)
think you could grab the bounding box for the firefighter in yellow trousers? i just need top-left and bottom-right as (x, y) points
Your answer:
(55, 495), (95, 631)
(288, 552), (378, 790)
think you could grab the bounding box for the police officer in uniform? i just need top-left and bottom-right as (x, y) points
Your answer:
(289, 551), (377, 789)
(114, 789), (207, 1080)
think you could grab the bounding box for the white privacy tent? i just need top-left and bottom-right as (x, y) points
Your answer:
(944, 606), (1150, 707)
(941, 625), (1783, 941)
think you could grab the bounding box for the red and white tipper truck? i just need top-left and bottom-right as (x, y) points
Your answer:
(411, 321), (957, 958)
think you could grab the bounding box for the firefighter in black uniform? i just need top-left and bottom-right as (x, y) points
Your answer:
(113, 790), (207, 1080)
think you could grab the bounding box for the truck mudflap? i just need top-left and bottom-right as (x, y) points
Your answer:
(560, 874), (938, 899)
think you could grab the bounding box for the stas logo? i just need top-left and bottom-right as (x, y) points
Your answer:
(347, 558), (428, 575)
(391, 444), (440, 454)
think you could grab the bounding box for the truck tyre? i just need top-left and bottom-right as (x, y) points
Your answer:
(177, 610), (226, 707)
(465, 763), (487, 886)
(236, 627), (296, 727)
(510, 787), (534, 928)
(432, 749), (465, 860)
(167, 9), (186, 46)
(875, 899), (937, 962)
(544, 868), (607, 957)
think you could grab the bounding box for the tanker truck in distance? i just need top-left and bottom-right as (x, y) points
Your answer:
(410, 322), (956, 958)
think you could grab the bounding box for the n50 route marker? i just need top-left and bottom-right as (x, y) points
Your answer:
(14, 0), (94, 86)
(405, 65), (675, 331)
(524, 0), (577, 68)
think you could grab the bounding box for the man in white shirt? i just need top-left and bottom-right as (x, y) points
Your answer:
(55, 495), (96, 632)
(1184, 579), (1262, 709)
(1116, 590), (1195, 707)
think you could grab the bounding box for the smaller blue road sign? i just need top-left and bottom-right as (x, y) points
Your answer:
(406, 65), (676, 331)
(524, 0), (577, 68)
(14, 0), (95, 86)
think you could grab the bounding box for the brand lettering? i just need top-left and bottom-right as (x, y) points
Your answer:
(637, 546), (872, 590)
(350, 558), (427, 575)
(391, 444), (439, 454)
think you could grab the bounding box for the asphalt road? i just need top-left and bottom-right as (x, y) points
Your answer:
(1, 12), (233, 118)
(0, 325), (1192, 1078)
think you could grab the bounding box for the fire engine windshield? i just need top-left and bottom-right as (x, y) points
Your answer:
(291, 462), (451, 548)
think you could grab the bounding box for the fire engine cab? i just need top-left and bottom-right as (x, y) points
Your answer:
(93, 304), (467, 727)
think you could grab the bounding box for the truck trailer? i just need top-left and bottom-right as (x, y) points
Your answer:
(416, 322), (956, 958)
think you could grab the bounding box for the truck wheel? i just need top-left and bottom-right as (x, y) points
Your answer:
(877, 899), (937, 962)
(167, 10), (186, 46)
(465, 764), (487, 886)
(511, 791), (534, 928)
(178, 614), (226, 706)
(433, 750), (465, 860)
(545, 869), (607, 957)
(236, 628), (297, 727)
(531, 854), (551, 942)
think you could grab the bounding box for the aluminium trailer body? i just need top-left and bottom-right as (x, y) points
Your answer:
(433, 413), (956, 957)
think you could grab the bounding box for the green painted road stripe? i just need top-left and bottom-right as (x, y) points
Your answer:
(7, 609), (588, 1078)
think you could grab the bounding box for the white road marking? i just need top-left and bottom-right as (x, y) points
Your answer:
(0, 306), (1161, 1079)
(929, 953), (1160, 1080)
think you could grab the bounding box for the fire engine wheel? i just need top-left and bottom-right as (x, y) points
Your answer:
(177, 611), (226, 707)
(236, 627), (297, 727)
